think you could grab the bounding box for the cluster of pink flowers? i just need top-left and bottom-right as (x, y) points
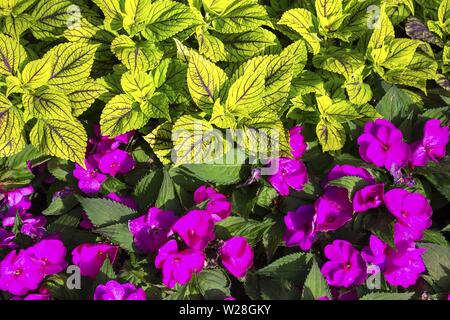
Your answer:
(0, 185), (47, 240)
(276, 120), (448, 291)
(0, 239), (67, 296)
(73, 126), (136, 194)
(358, 118), (449, 172)
(128, 186), (253, 289)
(267, 126), (309, 196)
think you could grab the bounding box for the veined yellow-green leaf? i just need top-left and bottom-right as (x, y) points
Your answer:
(0, 34), (27, 76)
(22, 87), (73, 120)
(150, 58), (170, 89)
(0, 93), (26, 157)
(315, 0), (345, 32)
(262, 54), (295, 114)
(67, 80), (107, 116)
(282, 40), (308, 77)
(196, 28), (228, 62)
(92, 0), (124, 31)
(144, 121), (173, 165)
(238, 109), (290, 158)
(211, 0), (269, 34)
(383, 52), (438, 93)
(140, 92), (170, 121)
(202, 0), (232, 14)
(313, 47), (365, 80)
(367, 4), (394, 54)
(210, 98), (236, 129)
(31, 0), (73, 39)
(345, 73), (373, 106)
(45, 42), (98, 91)
(5, 76), (24, 97)
(317, 97), (360, 123)
(219, 28), (277, 62)
(20, 56), (52, 89)
(172, 115), (227, 165)
(123, 0), (153, 34)
(290, 70), (326, 96)
(121, 71), (156, 102)
(29, 118), (87, 166)
(1, 14), (33, 39)
(225, 66), (265, 117)
(438, 0), (450, 33)
(100, 94), (148, 137)
(381, 39), (420, 70)
(142, 0), (203, 42)
(278, 8), (321, 54)
(187, 50), (228, 111)
(316, 118), (346, 151)
(111, 35), (163, 73)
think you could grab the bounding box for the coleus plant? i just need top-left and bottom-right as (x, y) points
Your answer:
(0, 0), (449, 301)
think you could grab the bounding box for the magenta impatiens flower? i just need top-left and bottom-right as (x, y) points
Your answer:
(289, 126), (307, 159)
(326, 164), (375, 185)
(267, 157), (308, 196)
(358, 119), (410, 170)
(155, 240), (205, 289)
(129, 207), (178, 253)
(219, 237), (254, 278)
(94, 280), (146, 300)
(361, 235), (388, 268)
(172, 210), (215, 250)
(384, 241), (426, 288)
(73, 157), (107, 194)
(26, 239), (68, 275)
(0, 250), (44, 295)
(5, 186), (34, 210)
(384, 188), (432, 241)
(315, 187), (353, 232)
(72, 243), (118, 278)
(0, 228), (16, 249)
(352, 184), (384, 213)
(321, 240), (367, 288)
(193, 186), (232, 222)
(283, 204), (316, 251)
(410, 119), (449, 167)
(98, 149), (135, 177)
(21, 214), (47, 239)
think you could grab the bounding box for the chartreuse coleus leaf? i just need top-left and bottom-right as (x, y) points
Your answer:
(172, 115), (229, 165)
(187, 49), (228, 111)
(225, 63), (265, 117)
(67, 80), (107, 117)
(1, 14), (33, 39)
(30, 0), (73, 39)
(314, 0), (347, 34)
(100, 94), (148, 138)
(210, 0), (269, 34)
(123, 0), (153, 35)
(196, 28), (228, 62)
(29, 118), (87, 166)
(142, 0), (203, 42)
(144, 122), (173, 165)
(313, 46), (365, 80)
(16, 56), (52, 92)
(344, 67), (373, 105)
(278, 8), (321, 54)
(331, 0), (375, 42)
(44, 42), (98, 91)
(438, 0), (450, 33)
(316, 95), (360, 123)
(316, 117), (346, 152)
(379, 38), (420, 70)
(210, 98), (236, 129)
(202, 0), (232, 15)
(111, 35), (163, 73)
(121, 71), (156, 103)
(383, 52), (438, 93)
(0, 93), (26, 157)
(367, 3), (394, 60)
(0, 33), (27, 76)
(140, 92), (171, 121)
(22, 86), (72, 120)
(92, 0), (124, 31)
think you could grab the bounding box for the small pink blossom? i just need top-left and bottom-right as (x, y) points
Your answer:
(352, 184), (384, 212)
(72, 243), (118, 278)
(283, 204), (316, 251)
(289, 126), (307, 158)
(267, 158), (308, 196)
(172, 210), (215, 250)
(94, 280), (146, 300)
(219, 237), (254, 278)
